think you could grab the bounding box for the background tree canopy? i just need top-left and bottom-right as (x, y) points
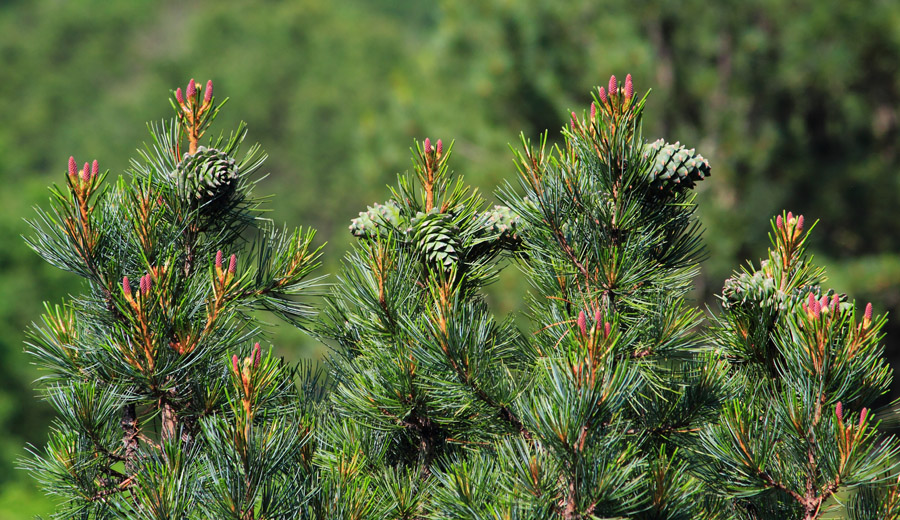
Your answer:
(1, 1), (898, 517)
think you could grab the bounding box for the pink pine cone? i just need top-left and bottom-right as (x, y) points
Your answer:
(228, 254), (237, 274)
(836, 401), (843, 421)
(598, 87), (607, 104)
(232, 354), (240, 374)
(436, 139), (443, 156)
(424, 138), (432, 154)
(215, 250), (223, 269)
(91, 160), (99, 177)
(186, 79), (196, 99)
(796, 215), (804, 233)
(776, 215), (783, 229)
(624, 74), (633, 99)
(176, 88), (184, 105)
(608, 75), (617, 96)
(140, 274), (151, 295)
(122, 276), (131, 296)
(590, 102), (596, 121)
(253, 342), (261, 368)
(204, 80), (213, 104)
(81, 163), (90, 182)
(577, 311), (587, 337)
(68, 156), (77, 177)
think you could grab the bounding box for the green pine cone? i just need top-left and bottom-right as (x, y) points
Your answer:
(722, 260), (841, 312)
(722, 265), (780, 310)
(174, 146), (238, 206)
(349, 200), (403, 238)
(643, 139), (711, 192)
(410, 210), (461, 270)
(477, 205), (520, 240)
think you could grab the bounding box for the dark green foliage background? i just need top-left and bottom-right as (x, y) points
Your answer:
(1, 0), (899, 517)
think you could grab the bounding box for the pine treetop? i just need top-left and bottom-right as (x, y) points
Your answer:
(23, 79), (324, 519)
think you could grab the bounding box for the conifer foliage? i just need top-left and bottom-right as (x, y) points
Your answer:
(704, 212), (900, 519)
(317, 137), (527, 515)
(492, 74), (721, 518)
(24, 79), (323, 519)
(23, 76), (900, 520)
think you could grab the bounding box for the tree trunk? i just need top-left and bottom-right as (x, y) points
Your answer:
(121, 404), (139, 474)
(161, 394), (178, 442)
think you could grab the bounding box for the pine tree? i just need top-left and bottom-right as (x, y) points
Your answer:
(488, 74), (722, 519)
(23, 79), (323, 519)
(316, 137), (526, 516)
(701, 212), (900, 519)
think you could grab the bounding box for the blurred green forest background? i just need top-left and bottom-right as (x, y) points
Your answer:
(2, 0), (899, 517)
